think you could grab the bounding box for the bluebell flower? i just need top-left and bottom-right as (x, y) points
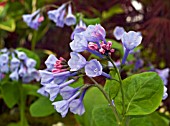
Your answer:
(48, 4), (66, 27)
(18, 63), (26, 77)
(69, 89), (86, 115)
(45, 79), (76, 101)
(16, 51), (27, 60)
(71, 20), (86, 40)
(1, 64), (9, 73)
(163, 86), (168, 100)
(65, 4), (76, 26)
(85, 59), (111, 78)
(39, 70), (55, 84)
(52, 91), (80, 117)
(121, 31), (142, 65)
(9, 69), (19, 81)
(0, 72), (5, 80)
(68, 52), (87, 71)
(0, 53), (9, 65)
(22, 9), (42, 30)
(70, 33), (88, 52)
(84, 24), (106, 44)
(60, 86), (80, 100)
(0, 48), (8, 53)
(134, 58), (144, 70)
(113, 26), (125, 40)
(37, 86), (49, 97)
(45, 54), (58, 71)
(156, 68), (169, 85)
(10, 55), (20, 71)
(25, 58), (36, 68)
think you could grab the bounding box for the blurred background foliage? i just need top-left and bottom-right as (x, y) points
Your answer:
(0, 0), (170, 125)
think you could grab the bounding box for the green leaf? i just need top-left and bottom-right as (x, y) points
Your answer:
(75, 87), (108, 126)
(102, 4), (124, 20)
(29, 96), (55, 117)
(71, 77), (84, 88)
(129, 112), (169, 126)
(92, 105), (117, 126)
(23, 84), (40, 97)
(104, 70), (120, 99)
(82, 18), (100, 25)
(115, 72), (164, 115)
(1, 81), (19, 108)
(0, 19), (16, 32)
(16, 47), (40, 68)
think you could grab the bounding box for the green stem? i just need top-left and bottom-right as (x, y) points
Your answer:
(89, 77), (121, 126)
(18, 83), (28, 126)
(107, 56), (125, 116)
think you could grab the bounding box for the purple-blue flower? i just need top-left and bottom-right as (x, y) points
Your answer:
(113, 26), (125, 40)
(68, 52), (87, 71)
(37, 86), (49, 97)
(16, 51), (27, 60)
(52, 91), (80, 117)
(45, 54), (57, 71)
(163, 86), (168, 100)
(85, 59), (102, 77)
(121, 31), (142, 65)
(156, 68), (169, 85)
(60, 86), (80, 100)
(48, 4), (66, 28)
(45, 79), (76, 101)
(65, 4), (76, 26)
(71, 20), (86, 40)
(69, 89), (86, 115)
(39, 70), (54, 84)
(9, 69), (19, 81)
(22, 9), (42, 30)
(70, 33), (88, 52)
(10, 56), (20, 71)
(25, 58), (36, 68)
(84, 24), (106, 43)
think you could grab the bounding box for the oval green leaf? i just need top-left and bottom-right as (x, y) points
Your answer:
(115, 72), (164, 115)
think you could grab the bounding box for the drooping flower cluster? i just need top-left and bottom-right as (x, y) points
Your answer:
(70, 24), (115, 58)
(38, 51), (111, 117)
(0, 48), (40, 83)
(22, 9), (44, 30)
(48, 3), (76, 27)
(113, 26), (142, 65)
(156, 68), (169, 100)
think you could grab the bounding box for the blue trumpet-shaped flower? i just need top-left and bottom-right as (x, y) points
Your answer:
(45, 54), (58, 71)
(52, 91), (80, 117)
(9, 69), (19, 81)
(70, 33), (88, 52)
(71, 20), (86, 40)
(84, 24), (106, 44)
(69, 89), (86, 115)
(68, 52), (87, 71)
(37, 86), (49, 97)
(65, 4), (76, 26)
(156, 68), (169, 85)
(113, 26), (125, 40)
(121, 31), (142, 65)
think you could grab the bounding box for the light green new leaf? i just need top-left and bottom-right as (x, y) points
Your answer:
(92, 105), (117, 126)
(0, 19), (16, 32)
(82, 18), (100, 25)
(115, 72), (164, 115)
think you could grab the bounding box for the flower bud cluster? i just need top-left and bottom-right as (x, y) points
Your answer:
(0, 48), (40, 83)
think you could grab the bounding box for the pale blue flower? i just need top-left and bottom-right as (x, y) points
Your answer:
(84, 24), (106, 43)
(1, 64), (9, 73)
(71, 20), (86, 40)
(0, 53), (9, 65)
(9, 69), (19, 81)
(68, 52), (87, 71)
(113, 26), (125, 40)
(39, 70), (54, 84)
(69, 89), (86, 115)
(70, 33), (88, 52)
(85, 59), (102, 77)
(10, 56), (20, 71)
(25, 58), (36, 68)
(18, 63), (26, 77)
(52, 91), (80, 117)
(16, 51), (27, 60)
(65, 4), (76, 26)
(156, 68), (169, 85)
(45, 54), (57, 71)
(37, 86), (49, 97)
(60, 86), (80, 100)
(121, 31), (142, 65)
(163, 86), (168, 100)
